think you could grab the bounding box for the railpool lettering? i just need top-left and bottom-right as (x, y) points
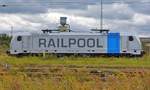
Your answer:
(39, 39), (46, 48)
(69, 39), (76, 48)
(39, 38), (103, 48)
(48, 39), (56, 47)
(87, 38), (95, 48)
(78, 39), (86, 48)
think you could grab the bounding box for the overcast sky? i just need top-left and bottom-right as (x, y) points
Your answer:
(0, 0), (150, 37)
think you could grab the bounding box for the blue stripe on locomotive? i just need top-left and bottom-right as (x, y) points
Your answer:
(107, 33), (120, 54)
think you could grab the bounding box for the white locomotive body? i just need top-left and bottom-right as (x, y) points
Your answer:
(9, 32), (143, 56)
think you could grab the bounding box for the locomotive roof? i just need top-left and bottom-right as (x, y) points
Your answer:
(40, 32), (108, 35)
(13, 31), (138, 37)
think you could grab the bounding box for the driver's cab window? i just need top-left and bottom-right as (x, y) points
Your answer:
(129, 36), (134, 41)
(17, 36), (22, 41)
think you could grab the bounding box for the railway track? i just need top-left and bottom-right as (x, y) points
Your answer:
(0, 64), (149, 79)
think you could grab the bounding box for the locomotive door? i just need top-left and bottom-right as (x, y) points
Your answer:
(15, 36), (23, 53)
(121, 36), (128, 53)
(107, 33), (120, 54)
(22, 36), (30, 52)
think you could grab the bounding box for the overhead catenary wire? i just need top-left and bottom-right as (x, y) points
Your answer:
(0, 2), (95, 6)
(2, 1), (150, 3)
(1, 1), (150, 7)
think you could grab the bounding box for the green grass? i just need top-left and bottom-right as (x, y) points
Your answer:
(0, 54), (150, 67)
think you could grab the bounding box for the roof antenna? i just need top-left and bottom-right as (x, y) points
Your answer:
(91, 1), (109, 34)
(100, 0), (103, 30)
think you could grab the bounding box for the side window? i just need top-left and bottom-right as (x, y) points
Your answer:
(129, 36), (134, 41)
(17, 36), (22, 41)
